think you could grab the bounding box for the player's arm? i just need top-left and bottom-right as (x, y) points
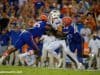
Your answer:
(57, 25), (62, 32)
(57, 26), (67, 36)
(3, 47), (17, 56)
(56, 30), (66, 37)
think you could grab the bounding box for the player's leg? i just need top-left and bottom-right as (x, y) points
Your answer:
(14, 50), (19, 66)
(0, 45), (8, 65)
(41, 45), (48, 67)
(54, 48), (62, 68)
(76, 44), (83, 63)
(9, 53), (14, 65)
(46, 41), (62, 68)
(0, 46), (17, 65)
(61, 40), (83, 69)
(68, 42), (77, 68)
(65, 48), (82, 69)
(48, 52), (54, 67)
(62, 49), (66, 68)
(8, 45), (14, 65)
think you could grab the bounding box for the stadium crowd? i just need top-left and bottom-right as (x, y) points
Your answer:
(0, 0), (100, 70)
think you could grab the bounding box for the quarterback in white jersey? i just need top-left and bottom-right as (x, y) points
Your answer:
(45, 10), (83, 69)
(47, 10), (65, 67)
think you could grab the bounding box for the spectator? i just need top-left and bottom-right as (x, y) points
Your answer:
(0, 12), (9, 33)
(43, 0), (50, 14)
(80, 24), (91, 42)
(96, 15), (100, 30)
(88, 31), (100, 69)
(34, 0), (45, 17)
(0, 29), (9, 56)
(84, 13), (96, 31)
(18, 0), (27, 7)
(75, 15), (84, 33)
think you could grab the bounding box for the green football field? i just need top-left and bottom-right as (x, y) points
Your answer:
(0, 66), (100, 75)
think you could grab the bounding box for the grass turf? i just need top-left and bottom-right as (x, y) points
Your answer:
(0, 66), (100, 75)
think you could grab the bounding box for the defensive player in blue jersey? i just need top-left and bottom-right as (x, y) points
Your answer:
(62, 17), (84, 64)
(0, 14), (49, 64)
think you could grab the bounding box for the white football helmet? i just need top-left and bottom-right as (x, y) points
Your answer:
(48, 10), (61, 25)
(50, 10), (60, 18)
(48, 10), (62, 30)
